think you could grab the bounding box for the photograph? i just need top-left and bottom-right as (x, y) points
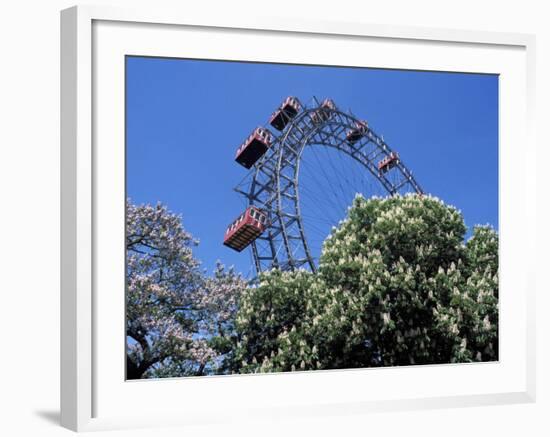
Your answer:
(0, 0), (543, 434)
(125, 56), (499, 379)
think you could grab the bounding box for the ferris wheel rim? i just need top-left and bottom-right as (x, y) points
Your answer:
(235, 98), (423, 276)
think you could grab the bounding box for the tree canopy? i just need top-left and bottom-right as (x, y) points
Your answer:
(126, 195), (498, 378)
(126, 200), (246, 378)
(233, 194), (498, 373)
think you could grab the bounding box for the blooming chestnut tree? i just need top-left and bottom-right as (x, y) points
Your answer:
(126, 199), (246, 378)
(234, 194), (498, 373)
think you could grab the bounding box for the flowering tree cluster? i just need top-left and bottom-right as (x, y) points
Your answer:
(233, 194), (498, 373)
(126, 199), (246, 379)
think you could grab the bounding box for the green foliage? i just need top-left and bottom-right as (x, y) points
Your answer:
(234, 270), (320, 373)
(233, 194), (498, 373)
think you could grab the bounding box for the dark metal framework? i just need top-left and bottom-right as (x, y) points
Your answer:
(234, 97), (423, 275)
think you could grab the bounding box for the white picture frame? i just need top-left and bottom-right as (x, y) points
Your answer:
(60, 5), (536, 432)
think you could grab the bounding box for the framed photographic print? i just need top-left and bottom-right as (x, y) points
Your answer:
(61, 5), (536, 432)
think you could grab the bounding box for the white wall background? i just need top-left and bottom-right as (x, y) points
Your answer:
(0, 0), (547, 435)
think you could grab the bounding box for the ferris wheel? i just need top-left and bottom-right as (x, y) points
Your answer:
(223, 96), (424, 276)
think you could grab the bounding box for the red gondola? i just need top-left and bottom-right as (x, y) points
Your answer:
(378, 152), (399, 173)
(223, 207), (268, 252)
(235, 127), (272, 169)
(269, 96), (302, 131)
(310, 98), (337, 124)
(346, 120), (369, 144)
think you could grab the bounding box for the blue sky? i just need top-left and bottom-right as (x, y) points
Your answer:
(126, 56), (498, 277)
